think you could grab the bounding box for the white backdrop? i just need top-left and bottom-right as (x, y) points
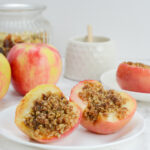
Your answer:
(0, 0), (150, 60)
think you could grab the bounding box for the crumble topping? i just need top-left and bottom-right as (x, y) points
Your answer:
(24, 92), (78, 137)
(78, 82), (128, 122)
(125, 62), (150, 69)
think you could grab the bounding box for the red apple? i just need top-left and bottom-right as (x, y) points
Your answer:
(7, 43), (62, 95)
(70, 80), (136, 134)
(0, 53), (11, 100)
(117, 62), (150, 93)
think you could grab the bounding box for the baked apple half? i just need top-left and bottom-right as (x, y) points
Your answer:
(15, 84), (81, 143)
(70, 80), (136, 134)
(117, 62), (150, 93)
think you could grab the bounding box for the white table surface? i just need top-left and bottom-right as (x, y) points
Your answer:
(0, 75), (149, 150)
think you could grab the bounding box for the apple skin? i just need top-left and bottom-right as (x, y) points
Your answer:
(117, 62), (150, 93)
(70, 80), (136, 134)
(0, 53), (11, 100)
(15, 84), (81, 143)
(7, 43), (62, 95)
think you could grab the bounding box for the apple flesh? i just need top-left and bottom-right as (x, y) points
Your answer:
(15, 84), (81, 143)
(70, 80), (136, 134)
(7, 43), (62, 95)
(117, 62), (150, 93)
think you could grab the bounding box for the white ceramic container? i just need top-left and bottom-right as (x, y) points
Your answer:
(64, 36), (117, 81)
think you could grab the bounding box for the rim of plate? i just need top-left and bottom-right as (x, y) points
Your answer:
(0, 105), (145, 150)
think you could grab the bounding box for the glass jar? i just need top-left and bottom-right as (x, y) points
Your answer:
(0, 3), (51, 55)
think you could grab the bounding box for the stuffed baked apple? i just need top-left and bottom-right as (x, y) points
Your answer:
(70, 80), (136, 134)
(117, 62), (150, 93)
(15, 84), (81, 143)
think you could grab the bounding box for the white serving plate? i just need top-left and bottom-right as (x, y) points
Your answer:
(0, 105), (144, 150)
(100, 69), (150, 102)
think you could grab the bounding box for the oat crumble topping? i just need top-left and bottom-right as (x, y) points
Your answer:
(0, 32), (48, 56)
(125, 62), (150, 69)
(78, 82), (128, 122)
(24, 92), (78, 137)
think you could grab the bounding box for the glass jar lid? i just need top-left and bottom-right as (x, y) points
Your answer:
(0, 3), (46, 12)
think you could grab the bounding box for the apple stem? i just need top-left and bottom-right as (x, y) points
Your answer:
(87, 25), (93, 42)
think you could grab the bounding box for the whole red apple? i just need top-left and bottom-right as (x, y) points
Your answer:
(7, 43), (62, 95)
(0, 53), (11, 100)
